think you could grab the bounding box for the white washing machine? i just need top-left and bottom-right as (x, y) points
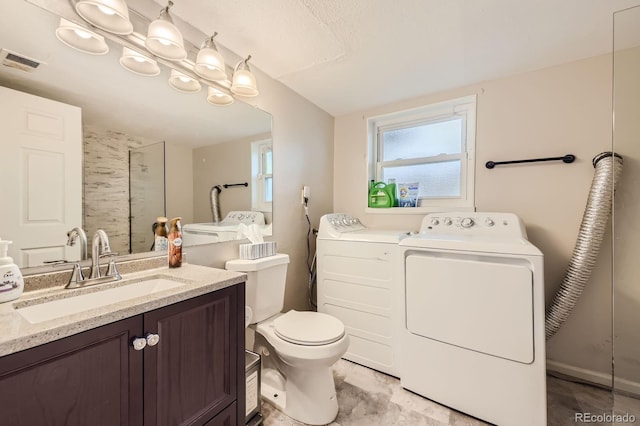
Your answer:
(317, 213), (411, 377)
(182, 211), (267, 246)
(399, 212), (546, 426)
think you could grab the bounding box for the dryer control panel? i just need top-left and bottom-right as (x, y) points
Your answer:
(419, 212), (527, 238)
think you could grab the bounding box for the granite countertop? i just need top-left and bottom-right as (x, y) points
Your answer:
(0, 263), (246, 357)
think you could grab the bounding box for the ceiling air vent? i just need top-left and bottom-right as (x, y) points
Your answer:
(0, 48), (46, 73)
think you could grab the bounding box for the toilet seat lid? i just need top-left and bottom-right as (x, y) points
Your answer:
(273, 310), (345, 346)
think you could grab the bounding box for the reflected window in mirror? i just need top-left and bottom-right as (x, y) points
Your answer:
(252, 139), (273, 212)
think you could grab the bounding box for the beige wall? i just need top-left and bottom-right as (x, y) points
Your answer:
(192, 134), (270, 224)
(334, 54), (615, 379)
(165, 142), (194, 225)
(184, 69), (334, 312)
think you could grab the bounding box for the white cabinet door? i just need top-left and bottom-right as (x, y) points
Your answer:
(0, 86), (82, 267)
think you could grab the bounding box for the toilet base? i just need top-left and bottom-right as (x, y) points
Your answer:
(261, 365), (339, 425)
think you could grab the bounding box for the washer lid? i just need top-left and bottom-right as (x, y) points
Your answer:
(273, 310), (345, 346)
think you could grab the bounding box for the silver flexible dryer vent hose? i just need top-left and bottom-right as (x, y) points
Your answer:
(545, 152), (623, 340)
(210, 185), (223, 224)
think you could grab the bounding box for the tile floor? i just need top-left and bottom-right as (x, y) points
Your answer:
(261, 359), (640, 426)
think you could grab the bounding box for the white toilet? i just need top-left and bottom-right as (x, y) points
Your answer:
(225, 253), (349, 425)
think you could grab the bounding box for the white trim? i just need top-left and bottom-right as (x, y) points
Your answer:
(546, 360), (612, 389)
(545, 360), (640, 396)
(366, 206), (475, 215)
(367, 95), (477, 212)
(251, 139), (273, 213)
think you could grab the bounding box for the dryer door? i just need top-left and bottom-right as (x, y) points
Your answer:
(405, 252), (534, 363)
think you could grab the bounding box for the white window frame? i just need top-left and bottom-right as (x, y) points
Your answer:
(367, 95), (476, 213)
(251, 139), (272, 213)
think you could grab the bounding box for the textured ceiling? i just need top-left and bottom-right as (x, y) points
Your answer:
(165, 0), (640, 116)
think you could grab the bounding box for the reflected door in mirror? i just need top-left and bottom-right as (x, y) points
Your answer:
(0, 86), (82, 267)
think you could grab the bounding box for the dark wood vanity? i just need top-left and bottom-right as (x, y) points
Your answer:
(0, 284), (245, 426)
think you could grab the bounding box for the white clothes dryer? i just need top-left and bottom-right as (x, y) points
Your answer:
(317, 213), (411, 377)
(399, 212), (546, 426)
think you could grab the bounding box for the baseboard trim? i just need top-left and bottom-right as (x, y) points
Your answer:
(547, 360), (640, 396)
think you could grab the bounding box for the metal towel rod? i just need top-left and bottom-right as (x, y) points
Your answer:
(485, 154), (576, 169)
(223, 182), (249, 188)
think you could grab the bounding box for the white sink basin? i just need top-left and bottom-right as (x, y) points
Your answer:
(16, 278), (185, 324)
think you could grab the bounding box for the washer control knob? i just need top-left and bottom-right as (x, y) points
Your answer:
(461, 217), (474, 228)
(485, 218), (495, 227)
(444, 218), (452, 226)
(430, 219), (439, 226)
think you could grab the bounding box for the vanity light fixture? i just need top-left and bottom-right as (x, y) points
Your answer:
(119, 47), (160, 76)
(55, 18), (109, 55)
(206, 86), (234, 106)
(168, 69), (201, 93)
(231, 55), (259, 97)
(145, 1), (187, 61)
(60, 1), (259, 103)
(194, 33), (226, 81)
(74, 0), (133, 35)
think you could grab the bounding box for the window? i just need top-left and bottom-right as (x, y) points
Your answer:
(251, 139), (273, 212)
(369, 95), (476, 210)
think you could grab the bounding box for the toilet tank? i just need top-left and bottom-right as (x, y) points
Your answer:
(225, 253), (290, 324)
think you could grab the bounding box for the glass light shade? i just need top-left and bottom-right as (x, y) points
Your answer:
(194, 37), (226, 81)
(119, 47), (160, 76)
(168, 69), (201, 93)
(207, 86), (234, 106)
(231, 68), (259, 97)
(75, 0), (133, 35)
(145, 12), (187, 61)
(55, 18), (109, 55)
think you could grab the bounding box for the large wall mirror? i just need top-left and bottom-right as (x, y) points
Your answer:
(0, 0), (273, 270)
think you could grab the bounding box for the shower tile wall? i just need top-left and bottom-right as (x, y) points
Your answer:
(83, 125), (157, 254)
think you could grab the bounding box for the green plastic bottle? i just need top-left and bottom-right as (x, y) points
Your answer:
(368, 182), (392, 208)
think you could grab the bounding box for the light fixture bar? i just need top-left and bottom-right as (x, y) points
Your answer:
(57, 0), (257, 100)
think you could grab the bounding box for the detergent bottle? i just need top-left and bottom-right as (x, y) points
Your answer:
(368, 181), (393, 208)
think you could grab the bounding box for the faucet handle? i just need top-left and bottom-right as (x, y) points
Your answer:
(100, 253), (122, 280)
(64, 263), (86, 289)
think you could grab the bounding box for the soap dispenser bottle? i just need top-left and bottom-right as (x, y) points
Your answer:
(168, 217), (183, 268)
(0, 239), (23, 303)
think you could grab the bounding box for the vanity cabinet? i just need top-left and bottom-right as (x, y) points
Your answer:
(0, 284), (245, 426)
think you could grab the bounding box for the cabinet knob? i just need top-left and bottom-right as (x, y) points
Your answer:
(132, 337), (147, 351)
(146, 333), (160, 347)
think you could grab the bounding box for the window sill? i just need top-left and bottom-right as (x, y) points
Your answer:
(365, 206), (475, 215)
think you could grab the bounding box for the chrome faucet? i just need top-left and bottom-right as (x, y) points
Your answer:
(90, 229), (112, 279)
(66, 227), (88, 261)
